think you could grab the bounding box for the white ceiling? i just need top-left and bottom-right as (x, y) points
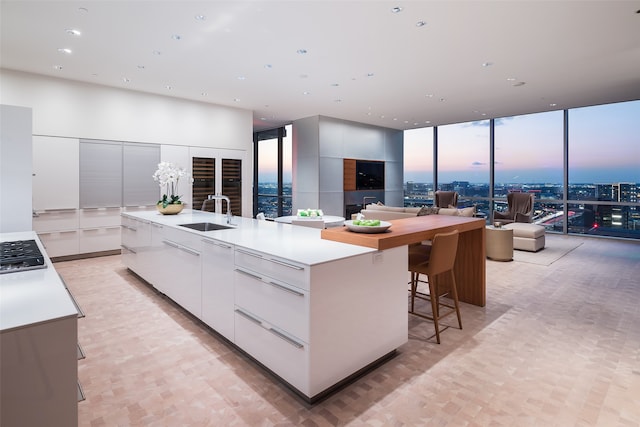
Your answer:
(2, 1), (639, 132)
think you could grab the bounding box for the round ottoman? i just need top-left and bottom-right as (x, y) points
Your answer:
(485, 226), (513, 261)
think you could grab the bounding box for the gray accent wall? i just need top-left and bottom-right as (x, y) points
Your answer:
(292, 115), (404, 216)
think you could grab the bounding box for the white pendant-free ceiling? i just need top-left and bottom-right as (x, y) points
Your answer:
(2, 1), (639, 131)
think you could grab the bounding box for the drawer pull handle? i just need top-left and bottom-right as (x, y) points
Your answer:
(235, 268), (262, 281)
(235, 308), (262, 325)
(267, 281), (304, 297)
(179, 246), (200, 257)
(269, 258), (304, 271)
(163, 240), (180, 249)
(121, 225), (137, 231)
(202, 239), (232, 249)
(151, 223), (163, 228)
(121, 244), (137, 254)
(236, 249), (263, 259)
(269, 328), (304, 349)
(42, 208), (77, 213)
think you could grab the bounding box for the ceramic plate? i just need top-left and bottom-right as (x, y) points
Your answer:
(344, 220), (392, 234)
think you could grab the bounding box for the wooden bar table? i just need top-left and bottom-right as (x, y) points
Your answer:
(321, 215), (487, 307)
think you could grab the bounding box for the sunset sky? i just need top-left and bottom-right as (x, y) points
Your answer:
(258, 101), (639, 185)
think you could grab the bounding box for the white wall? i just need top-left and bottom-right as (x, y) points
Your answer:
(0, 69), (255, 217)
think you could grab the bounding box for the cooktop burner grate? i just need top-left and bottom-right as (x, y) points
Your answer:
(0, 239), (47, 274)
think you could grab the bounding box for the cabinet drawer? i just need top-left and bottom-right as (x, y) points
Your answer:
(234, 308), (309, 395)
(33, 210), (79, 233)
(234, 248), (308, 290)
(79, 226), (121, 253)
(37, 230), (79, 258)
(234, 267), (309, 342)
(80, 207), (122, 228)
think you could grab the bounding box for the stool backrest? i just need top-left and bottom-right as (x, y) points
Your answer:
(426, 230), (459, 276)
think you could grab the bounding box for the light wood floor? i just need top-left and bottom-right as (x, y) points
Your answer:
(54, 234), (640, 426)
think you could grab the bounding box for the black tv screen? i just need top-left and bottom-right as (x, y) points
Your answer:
(356, 160), (384, 190)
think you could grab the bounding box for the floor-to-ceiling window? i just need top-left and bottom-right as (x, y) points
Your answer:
(403, 127), (433, 207)
(494, 111), (564, 231)
(568, 101), (640, 238)
(403, 99), (640, 240)
(437, 120), (490, 215)
(254, 124), (292, 218)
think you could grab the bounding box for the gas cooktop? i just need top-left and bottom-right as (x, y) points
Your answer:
(0, 239), (47, 274)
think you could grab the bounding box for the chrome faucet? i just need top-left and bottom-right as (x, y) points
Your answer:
(204, 194), (233, 224)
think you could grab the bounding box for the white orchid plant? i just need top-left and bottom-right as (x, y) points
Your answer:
(152, 162), (191, 208)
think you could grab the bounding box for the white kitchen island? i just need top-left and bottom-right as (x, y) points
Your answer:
(121, 209), (408, 403)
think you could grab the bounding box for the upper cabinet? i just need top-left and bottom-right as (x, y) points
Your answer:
(33, 136), (79, 211)
(123, 142), (160, 207)
(79, 139), (160, 208)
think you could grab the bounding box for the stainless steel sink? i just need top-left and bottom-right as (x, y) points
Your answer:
(178, 222), (234, 232)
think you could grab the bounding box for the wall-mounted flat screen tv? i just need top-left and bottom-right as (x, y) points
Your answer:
(356, 160), (384, 190)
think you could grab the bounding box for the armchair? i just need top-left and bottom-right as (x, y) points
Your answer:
(493, 192), (535, 224)
(435, 191), (458, 208)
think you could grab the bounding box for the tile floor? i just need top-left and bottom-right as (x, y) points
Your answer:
(53, 234), (640, 426)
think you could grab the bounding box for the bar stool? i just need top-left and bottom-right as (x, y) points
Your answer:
(408, 230), (462, 344)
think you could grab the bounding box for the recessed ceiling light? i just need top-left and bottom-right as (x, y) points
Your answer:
(195, 14), (206, 21)
(506, 77), (516, 81)
(137, 65), (145, 70)
(237, 76), (246, 80)
(165, 85), (172, 90)
(512, 81), (526, 87)
(65, 28), (81, 36)
(57, 48), (72, 54)
(201, 92), (207, 96)
(439, 98), (445, 102)
(334, 99), (342, 103)
(122, 77), (130, 83)
(391, 7), (403, 13)
(171, 34), (181, 40)
(153, 50), (162, 56)
(264, 64), (273, 69)
(53, 65), (63, 70)
(331, 83), (339, 87)
(549, 103), (557, 107)
(367, 72), (374, 77)
(303, 91), (310, 95)
(425, 121), (431, 124)
(297, 49), (308, 54)
(482, 62), (493, 67)
(234, 98), (240, 102)
(416, 21), (426, 27)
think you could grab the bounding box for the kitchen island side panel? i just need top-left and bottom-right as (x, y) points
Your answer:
(308, 246), (408, 397)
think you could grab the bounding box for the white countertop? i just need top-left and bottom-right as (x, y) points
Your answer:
(0, 231), (78, 332)
(122, 209), (376, 265)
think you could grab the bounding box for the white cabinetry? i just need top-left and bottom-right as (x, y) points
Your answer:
(201, 238), (235, 340)
(234, 247), (309, 392)
(33, 209), (80, 257)
(157, 227), (202, 319)
(32, 136), (79, 211)
(120, 211), (407, 402)
(79, 208), (122, 254)
(121, 215), (151, 274)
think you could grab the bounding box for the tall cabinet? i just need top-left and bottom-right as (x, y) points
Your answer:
(0, 105), (32, 233)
